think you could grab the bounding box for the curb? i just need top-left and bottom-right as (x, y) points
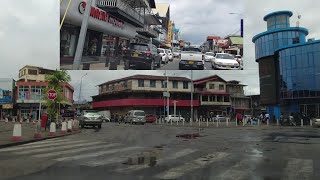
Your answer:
(0, 131), (81, 149)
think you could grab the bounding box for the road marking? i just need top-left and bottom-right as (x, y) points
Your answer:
(282, 158), (313, 180)
(15, 141), (104, 155)
(34, 143), (121, 158)
(155, 152), (229, 179)
(83, 153), (137, 167)
(115, 148), (197, 173)
(0, 140), (87, 152)
(55, 146), (143, 162)
(12, 138), (72, 146)
(215, 159), (250, 180)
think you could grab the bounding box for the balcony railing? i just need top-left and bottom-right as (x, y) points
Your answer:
(97, 0), (144, 25)
(137, 25), (158, 38)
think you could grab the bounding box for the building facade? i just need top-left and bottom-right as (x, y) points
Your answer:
(252, 11), (320, 119)
(92, 75), (249, 120)
(15, 66), (74, 120)
(0, 78), (15, 119)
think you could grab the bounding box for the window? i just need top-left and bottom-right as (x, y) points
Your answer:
(138, 80), (144, 87)
(18, 86), (29, 100)
(28, 69), (38, 75)
(150, 80), (156, 88)
(219, 84), (224, 90)
(209, 84), (215, 89)
(172, 81), (178, 89)
(124, 80), (128, 88)
(210, 96), (215, 102)
(202, 96), (208, 102)
(183, 82), (188, 89)
(162, 81), (167, 88)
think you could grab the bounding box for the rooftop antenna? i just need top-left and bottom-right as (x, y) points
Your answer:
(296, 12), (301, 27)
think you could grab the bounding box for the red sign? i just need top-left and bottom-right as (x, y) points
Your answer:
(47, 89), (57, 100)
(79, 1), (124, 29)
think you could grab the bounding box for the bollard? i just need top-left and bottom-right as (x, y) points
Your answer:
(301, 119), (303, 127)
(226, 118), (229, 127)
(5, 118), (8, 123)
(190, 118), (192, 126)
(12, 117), (15, 123)
(310, 119), (313, 127)
(11, 123), (22, 141)
(170, 119), (172, 126)
(61, 121), (67, 134)
(34, 121), (42, 138)
(67, 120), (73, 132)
(216, 119), (219, 127)
(277, 119), (279, 126)
(236, 118), (238, 127)
(206, 118), (209, 127)
(26, 118), (30, 124)
(20, 118), (23, 123)
(198, 118), (200, 127)
(183, 118), (185, 126)
(243, 118), (245, 126)
(177, 119), (178, 126)
(267, 119), (269, 126)
(49, 122), (56, 136)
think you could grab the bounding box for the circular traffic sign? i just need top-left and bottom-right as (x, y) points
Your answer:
(47, 89), (57, 100)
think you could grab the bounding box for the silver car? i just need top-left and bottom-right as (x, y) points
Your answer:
(125, 110), (146, 125)
(79, 110), (103, 128)
(312, 118), (320, 127)
(212, 53), (240, 70)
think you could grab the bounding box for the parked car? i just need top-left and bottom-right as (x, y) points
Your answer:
(124, 110), (146, 125)
(165, 115), (185, 123)
(165, 49), (174, 61)
(214, 115), (226, 122)
(145, 114), (157, 123)
(124, 43), (161, 70)
(211, 53), (240, 70)
(204, 52), (215, 62)
(179, 47), (205, 70)
(98, 110), (111, 122)
(172, 48), (181, 58)
(312, 117), (320, 127)
(158, 48), (169, 64)
(235, 55), (243, 70)
(78, 110), (103, 128)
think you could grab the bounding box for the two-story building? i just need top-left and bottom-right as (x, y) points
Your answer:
(226, 80), (250, 115)
(16, 65), (74, 120)
(91, 74), (250, 119)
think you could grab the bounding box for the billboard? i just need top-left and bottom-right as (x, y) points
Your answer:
(167, 20), (172, 47)
(0, 79), (14, 104)
(259, 56), (279, 105)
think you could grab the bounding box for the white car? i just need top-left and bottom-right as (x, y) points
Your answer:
(312, 118), (320, 127)
(165, 115), (185, 123)
(158, 48), (169, 64)
(235, 55), (243, 70)
(214, 115), (226, 122)
(172, 48), (181, 58)
(165, 49), (174, 61)
(179, 47), (205, 70)
(211, 53), (240, 70)
(204, 52), (215, 62)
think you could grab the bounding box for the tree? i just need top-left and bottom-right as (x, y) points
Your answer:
(44, 70), (71, 122)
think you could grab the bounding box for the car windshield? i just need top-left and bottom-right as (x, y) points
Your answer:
(216, 54), (235, 59)
(134, 111), (145, 116)
(205, 52), (214, 56)
(130, 44), (148, 51)
(182, 47), (201, 52)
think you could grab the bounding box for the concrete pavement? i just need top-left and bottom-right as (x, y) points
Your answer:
(0, 123), (319, 180)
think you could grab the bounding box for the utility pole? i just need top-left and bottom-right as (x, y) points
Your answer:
(190, 70), (193, 125)
(73, 0), (95, 70)
(38, 88), (42, 121)
(166, 71), (169, 120)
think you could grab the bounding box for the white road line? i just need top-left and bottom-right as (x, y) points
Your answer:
(7, 139), (72, 147)
(83, 154), (135, 167)
(34, 143), (121, 158)
(215, 159), (250, 180)
(55, 146), (143, 162)
(115, 148), (197, 173)
(15, 141), (104, 155)
(282, 158), (313, 180)
(0, 140), (87, 152)
(155, 152), (229, 179)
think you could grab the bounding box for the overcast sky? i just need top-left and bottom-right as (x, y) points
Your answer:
(1, 0), (319, 102)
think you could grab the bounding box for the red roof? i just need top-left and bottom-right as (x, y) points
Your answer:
(193, 75), (226, 85)
(98, 75), (191, 86)
(207, 36), (222, 41)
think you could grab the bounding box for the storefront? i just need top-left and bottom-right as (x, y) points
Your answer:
(60, 0), (138, 62)
(0, 79), (15, 119)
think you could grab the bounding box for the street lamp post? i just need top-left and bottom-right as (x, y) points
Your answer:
(78, 73), (88, 113)
(190, 70), (193, 125)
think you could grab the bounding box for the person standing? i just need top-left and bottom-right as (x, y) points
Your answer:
(105, 42), (111, 67)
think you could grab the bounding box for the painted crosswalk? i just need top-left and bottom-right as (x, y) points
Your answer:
(0, 138), (316, 180)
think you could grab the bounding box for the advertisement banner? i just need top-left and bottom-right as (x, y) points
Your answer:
(167, 20), (172, 47)
(0, 79), (14, 104)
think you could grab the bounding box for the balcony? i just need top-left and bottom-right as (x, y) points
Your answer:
(137, 25), (158, 38)
(201, 101), (231, 106)
(96, 0), (144, 27)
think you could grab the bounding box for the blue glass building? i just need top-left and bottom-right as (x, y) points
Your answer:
(252, 11), (320, 119)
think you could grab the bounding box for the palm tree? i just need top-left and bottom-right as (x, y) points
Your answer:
(44, 70), (71, 122)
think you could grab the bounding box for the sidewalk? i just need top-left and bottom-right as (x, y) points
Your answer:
(60, 57), (125, 70)
(0, 122), (80, 148)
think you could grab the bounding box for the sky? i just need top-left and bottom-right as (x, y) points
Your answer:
(0, 0), (319, 102)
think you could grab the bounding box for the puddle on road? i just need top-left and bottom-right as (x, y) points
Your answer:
(176, 133), (202, 139)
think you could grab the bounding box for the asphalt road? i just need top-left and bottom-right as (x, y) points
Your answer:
(159, 58), (213, 70)
(0, 123), (320, 180)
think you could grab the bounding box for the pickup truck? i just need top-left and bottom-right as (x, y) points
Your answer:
(178, 47), (205, 70)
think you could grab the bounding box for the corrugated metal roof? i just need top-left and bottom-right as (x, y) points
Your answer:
(229, 37), (243, 45)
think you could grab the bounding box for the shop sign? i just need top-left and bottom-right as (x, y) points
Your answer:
(2, 103), (13, 109)
(167, 20), (173, 47)
(79, 1), (124, 29)
(0, 79), (13, 104)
